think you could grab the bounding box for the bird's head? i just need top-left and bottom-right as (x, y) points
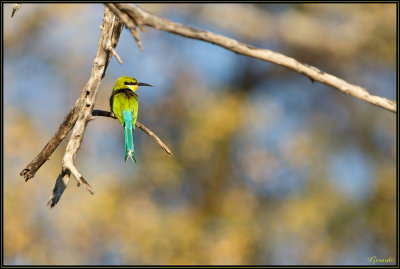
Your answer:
(114, 76), (153, 92)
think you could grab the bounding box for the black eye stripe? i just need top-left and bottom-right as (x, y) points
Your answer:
(124, 81), (137, 86)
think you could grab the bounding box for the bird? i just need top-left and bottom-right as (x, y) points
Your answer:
(110, 76), (153, 163)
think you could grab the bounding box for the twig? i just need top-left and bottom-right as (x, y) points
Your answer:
(107, 3), (143, 51)
(106, 16), (123, 64)
(102, 11), (124, 79)
(92, 110), (173, 156)
(11, 3), (22, 18)
(135, 121), (173, 156)
(111, 3), (396, 113)
(108, 45), (123, 64)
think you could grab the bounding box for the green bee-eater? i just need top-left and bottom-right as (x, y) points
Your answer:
(110, 76), (153, 163)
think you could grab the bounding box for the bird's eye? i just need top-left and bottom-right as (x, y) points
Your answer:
(124, 81), (137, 86)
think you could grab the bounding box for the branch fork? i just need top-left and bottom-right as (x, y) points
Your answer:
(22, 4), (394, 208)
(107, 3), (144, 51)
(21, 6), (172, 208)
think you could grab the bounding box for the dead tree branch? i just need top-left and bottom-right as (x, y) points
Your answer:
(92, 110), (173, 156)
(109, 3), (396, 113)
(107, 3), (143, 50)
(22, 6), (171, 208)
(47, 6), (124, 207)
(20, 7), (124, 183)
(20, 103), (81, 181)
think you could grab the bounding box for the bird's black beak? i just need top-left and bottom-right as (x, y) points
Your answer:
(138, 82), (153, 87)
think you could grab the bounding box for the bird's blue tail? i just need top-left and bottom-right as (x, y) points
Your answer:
(123, 110), (136, 163)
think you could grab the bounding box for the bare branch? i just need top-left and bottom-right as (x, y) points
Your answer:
(105, 16), (123, 64)
(20, 102), (82, 181)
(135, 121), (173, 156)
(46, 7), (124, 207)
(107, 45), (123, 64)
(92, 110), (173, 156)
(92, 109), (116, 118)
(111, 3), (396, 113)
(102, 12), (124, 79)
(107, 3), (143, 51)
(59, 6), (121, 191)
(21, 7), (124, 184)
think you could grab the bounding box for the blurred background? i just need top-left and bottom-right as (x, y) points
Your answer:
(3, 3), (396, 265)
